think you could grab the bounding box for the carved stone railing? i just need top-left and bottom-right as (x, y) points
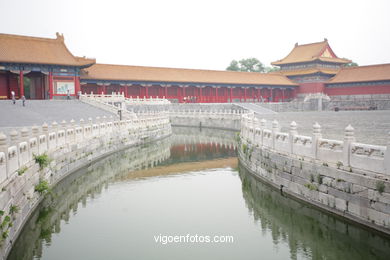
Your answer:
(0, 114), (171, 184)
(241, 113), (390, 175)
(168, 109), (249, 131)
(168, 109), (246, 119)
(126, 96), (171, 105)
(80, 92), (125, 102)
(80, 94), (136, 119)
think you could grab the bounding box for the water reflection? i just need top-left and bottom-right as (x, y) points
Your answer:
(8, 127), (390, 260)
(8, 128), (237, 260)
(239, 163), (390, 260)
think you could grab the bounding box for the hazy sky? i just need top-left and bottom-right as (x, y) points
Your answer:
(1, 0), (389, 70)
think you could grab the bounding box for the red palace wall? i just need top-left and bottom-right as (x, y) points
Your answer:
(297, 82), (325, 94)
(80, 84), (295, 103)
(325, 84), (390, 96)
(0, 72), (20, 99)
(0, 73), (7, 99)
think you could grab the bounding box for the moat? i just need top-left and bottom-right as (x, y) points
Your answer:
(7, 126), (390, 260)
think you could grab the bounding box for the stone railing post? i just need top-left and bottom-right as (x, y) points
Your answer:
(253, 117), (259, 144)
(88, 117), (94, 136)
(32, 125), (39, 137)
(96, 117), (101, 135)
(312, 122), (322, 159)
(10, 130), (19, 145)
(272, 120), (279, 149)
(21, 127), (29, 142)
(42, 123), (49, 149)
(79, 118), (85, 137)
(0, 132), (7, 154)
(343, 124), (355, 167)
(384, 131), (390, 175)
(260, 119), (266, 146)
(60, 120), (66, 130)
(289, 121), (298, 154)
(53, 121), (59, 131)
(0, 132), (8, 178)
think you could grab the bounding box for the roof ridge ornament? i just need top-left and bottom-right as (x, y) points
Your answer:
(56, 32), (64, 42)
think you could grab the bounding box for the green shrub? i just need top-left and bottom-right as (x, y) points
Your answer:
(0, 216), (10, 229)
(35, 180), (50, 194)
(9, 205), (19, 215)
(304, 183), (318, 191)
(17, 166), (28, 176)
(235, 132), (240, 143)
(242, 144), (248, 154)
(34, 154), (51, 169)
(317, 175), (323, 185)
(376, 181), (385, 194)
(2, 231), (8, 239)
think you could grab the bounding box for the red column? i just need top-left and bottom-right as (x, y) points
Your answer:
(19, 70), (24, 97)
(74, 76), (80, 97)
(199, 87), (203, 103)
(257, 88), (260, 102)
(215, 87), (218, 103)
(49, 71), (53, 99)
(270, 88), (273, 102)
(145, 86), (149, 98)
(177, 86), (181, 102)
(125, 85), (128, 98)
(229, 88), (233, 103)
(244, 88), (247, 102)
(282, 89), (285, 102)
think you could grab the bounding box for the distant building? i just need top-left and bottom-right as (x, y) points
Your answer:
(272, 39), (390, 98)
(0, 33), (389, 102)
(0, 33), (94, 100)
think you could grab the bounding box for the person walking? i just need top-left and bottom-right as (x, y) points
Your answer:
(22, 95), (26, 107)
(67, 89), (70, 100)
(11, 91), (15, 104)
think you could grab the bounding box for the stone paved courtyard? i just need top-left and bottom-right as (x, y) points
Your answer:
(259, 110), (390, 145)
(0, 100), (115, 134)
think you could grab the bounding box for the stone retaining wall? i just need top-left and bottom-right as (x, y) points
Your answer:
(0, 114), (171, 259)
(169, 110), (245, 131)
(239, 113), (390, 235)
(7, 138), (171, 259)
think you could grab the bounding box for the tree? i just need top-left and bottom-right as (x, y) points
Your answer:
(344, 61), (358, 67)
(226, 60), (240, 71)
(226, 58), (265, 72)
(264, 66), (280, 73)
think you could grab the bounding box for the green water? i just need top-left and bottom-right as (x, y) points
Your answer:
(8, 128), (390, 260)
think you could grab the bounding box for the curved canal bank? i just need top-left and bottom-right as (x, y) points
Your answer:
(0, 114), (171, 259)
(7, 127), (390, 260)
(239, 112), (390, 236)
